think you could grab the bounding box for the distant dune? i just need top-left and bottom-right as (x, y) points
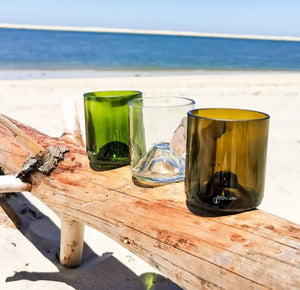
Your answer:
(1, 23), (300, 42)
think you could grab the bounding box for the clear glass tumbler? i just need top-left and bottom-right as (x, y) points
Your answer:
(185, 108), (270, 214)
(129, 97), (195, 186)
(84, 90), (142, 171)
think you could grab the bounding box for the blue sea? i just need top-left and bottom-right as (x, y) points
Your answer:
(0, 28), (300, 71)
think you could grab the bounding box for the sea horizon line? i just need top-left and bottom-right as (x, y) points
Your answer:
(1, 23), (300, 42)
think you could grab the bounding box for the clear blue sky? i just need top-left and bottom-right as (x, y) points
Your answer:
(1, 0), (300, 36)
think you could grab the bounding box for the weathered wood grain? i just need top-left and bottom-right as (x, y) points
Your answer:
(0, 117), (299, 289)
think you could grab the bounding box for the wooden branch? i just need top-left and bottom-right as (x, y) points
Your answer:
(0, 175), (32, 193)
(61, 99), (84, 147)
(0, 114), (46, 155)
(60, 214), (85, 267)
(0, 115), (299, 289)
(60, 99), (85, 267)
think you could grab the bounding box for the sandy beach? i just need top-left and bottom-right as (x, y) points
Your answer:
(0, 70), (300, 289)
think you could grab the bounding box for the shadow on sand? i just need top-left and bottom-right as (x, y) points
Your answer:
(1, 192), (181, 290)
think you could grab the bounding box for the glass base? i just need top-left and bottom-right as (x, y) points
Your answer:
(89, 160), (129, 171)
(186, 200), (256, 216)
(132, 173), (184, 187)
(185, 197), (261, 216)
(131, 142), (185, 187)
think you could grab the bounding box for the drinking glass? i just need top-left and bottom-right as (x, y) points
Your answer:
(84, 90), (142, 171)
(185, 108), (270, 214)
(129, 97), (195, 186)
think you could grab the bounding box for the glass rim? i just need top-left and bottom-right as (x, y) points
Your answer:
(84, 90), (142, 99)
(128, 96), (195, 108)
(188, 108), (270, 122)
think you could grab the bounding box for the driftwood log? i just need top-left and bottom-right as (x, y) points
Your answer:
(0, 101), (299, 289)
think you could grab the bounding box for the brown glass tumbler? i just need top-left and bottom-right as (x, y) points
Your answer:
(185, 108), (270, 214)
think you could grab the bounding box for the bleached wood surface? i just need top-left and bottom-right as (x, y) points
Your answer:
(0, 115), (299, 289)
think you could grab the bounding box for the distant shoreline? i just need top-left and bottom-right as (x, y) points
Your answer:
(1, 69), (299, 80)
(1, 23), (300, 42)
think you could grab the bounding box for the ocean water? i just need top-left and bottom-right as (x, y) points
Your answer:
(0, 28), (300, 71)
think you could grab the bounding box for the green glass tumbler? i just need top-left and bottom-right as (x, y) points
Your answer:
(185, 108), (270, 214)
(84, 90), (142, 171)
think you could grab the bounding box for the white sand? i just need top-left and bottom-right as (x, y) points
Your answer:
(0, 70), (299, 289)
